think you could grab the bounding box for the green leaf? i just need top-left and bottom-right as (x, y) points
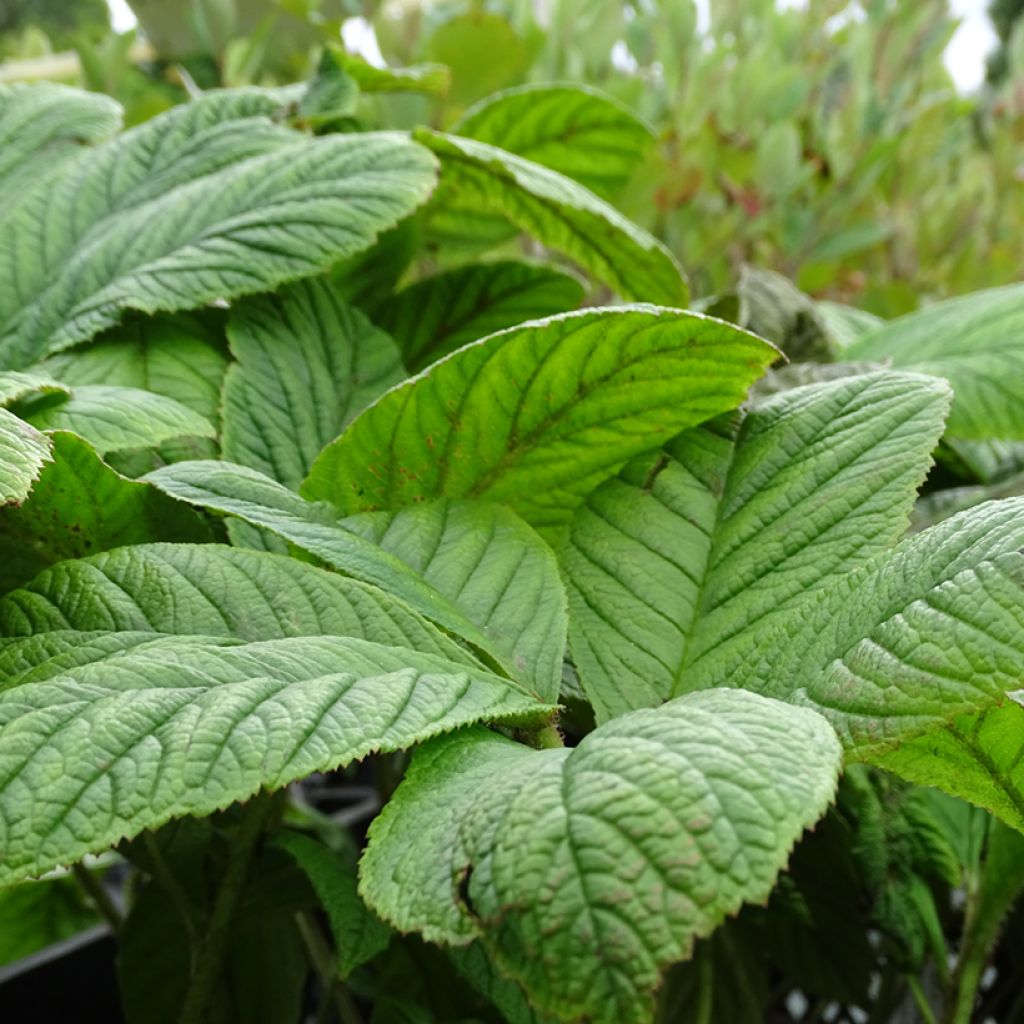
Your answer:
(0, 875), (99, 966)
(0, 83), (121, 200)
(0, 370), (70, 406)
(719, 500), (1024, 773)
(303, 307), (776, 536)
(359, 689), (841, 1024)
(425, 12), (526, 106)
(331, 49), (450, 97)
(845, 283), (1024, 440)
(454, 84), (653, 199)
(0, 432), (211, 592)
(738, 265), (834, 361)
(222, 278), (404, 490)
(20, 385), (215, 455)
(341, 500), (567, 702)
(0, 408), (52, 507)
(275, 831), (391, 977)
(0, 543), (477, 667)
(0, 91), (437, 368)
(0, 634), (551, 886)
(414, 130), (688, 305)
(817, 301), (884, 351)
(145, 462), (565, 697)
(373, 261), (584, 372)
(560, 372), (950, 721)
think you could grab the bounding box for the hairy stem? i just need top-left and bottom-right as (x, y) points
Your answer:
(72, 862), (123, 934)
(296, 911), (364, 1024)
(177, 794), (274, 1024)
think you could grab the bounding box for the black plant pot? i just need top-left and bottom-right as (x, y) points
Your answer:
(0, 926), (123, 1022)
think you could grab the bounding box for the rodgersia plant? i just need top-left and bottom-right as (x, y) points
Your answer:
(1, 54), (1023, 1024)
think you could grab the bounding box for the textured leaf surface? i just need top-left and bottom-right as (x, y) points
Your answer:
(304, 307), (776, 535)
(23, 385), (214, 454)
(872, 701), (1024, 835)
(145, 462), (562, 695)
(845, 283), (1024, 439)
(223, 279), (404, 490)
(0, 433), (210, 592)
(0, 543), (476, 666)
(0, 95), (437, 368)
(342, 500), (567, 701)
(716, 500), (1024, 765)
(373, 261), (584, 372)
(560, 372), (950, 720)
(414, 130), (687, 305)
(0, 83), (121, 200)
(455, 84), (653, 199)
(0, 370), (69, 406)
(276, 831), (391, 977)
(0, 635), (550, 885)
(0, 408), (51, 507)
(360, 689), (841, 1024)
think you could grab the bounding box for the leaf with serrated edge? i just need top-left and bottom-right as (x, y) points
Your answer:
(360, 689), (840, 1024)
(223, 279), (404, 490)
(0, 408), (52, 506)
(414, 130), (686, 306)
(303, 306), (776, 537)
(560, 372), (951, 721)
(0, 634), (551, 886)
(845, 283), (1024, 440)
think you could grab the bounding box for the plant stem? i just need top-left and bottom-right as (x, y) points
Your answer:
(908, 975), (940, 1024)
(72, 863), (123, 934)
(143, 831), (202, 942)
(177, 794), (274, 1024)
(296, 911), (364, 1024)
(531, 719), (565, 749)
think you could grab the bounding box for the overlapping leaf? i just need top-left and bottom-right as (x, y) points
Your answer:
(0, 409), (51, 507)
(845, 283), (1024, 439)
(360, 689), (841, 1024)
(560, 372), (950, 720)
(304, 307), (776, 536)
(414, 130), (687, 305)
(0, 635), (551, 886)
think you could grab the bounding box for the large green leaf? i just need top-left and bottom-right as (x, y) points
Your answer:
(222, 278), (404, 490)
(454, 84), (653, 199)
(303, 307), (776, 536)
(360, 689), (841, 1024)
(0, 83), (121, 199)
(845, 283), (1024, 440)
(0, 543), (477, 666)
(0, 433), (211, 592)
(560, 372), (950, 721)
(0, 875), (99, 966)
(373, 261), (584, 372)
(0, 634), (551, 886)
(714, 501), (1024, 776)
(414, 130), (687, 305)
(19, 385), (214, 455)
(146, 462), (565, 699)
(0, 90), (437, 368)
(0, 408), (51, 507)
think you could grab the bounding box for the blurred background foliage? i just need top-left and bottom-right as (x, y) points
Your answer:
(1, 0), (1021, 312)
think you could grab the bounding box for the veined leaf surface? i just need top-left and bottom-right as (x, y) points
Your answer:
(360, 689), (841, 1024)
(0, 635), (551, 886)
(845, 283), (1024, 440)
(414, 130), (687, 305)
(560, 372), (950, 720)
(304, 307), (776, 536)
(0, 408), (51, 507)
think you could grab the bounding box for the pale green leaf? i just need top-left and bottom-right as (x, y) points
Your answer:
(145, 462), (563, 697)
(303, 307), (776, 536)
(455, 84), (653, 199)
(22, 385), (215, 455)
(561, 372), (950, 721)
(0, 83), (121, 200)
(374, 261), (584, 372)
(331, 49), (450, 97)
(0, 370), (69, 406)
(414, 130), (688, 305)
(360, 689), (841, 1024)
(0, 408), (52, 507)
(223, 279), (404, 490)
(817, 300), (884, 351)
(845, 283), (1024, 439)
(0, 634), (551, 885)
(0, 88), (437, 368)
(275, 831), (391, 978)
(0, 543), (477, 667)
(0, 433), (211, 592)
(738, 265), (834, 361)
